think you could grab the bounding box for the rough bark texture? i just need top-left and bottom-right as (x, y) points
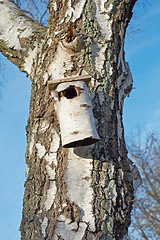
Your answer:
(0, 0), (141, 239)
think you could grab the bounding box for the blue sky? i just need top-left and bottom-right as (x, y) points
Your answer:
(124, 1), (160, 134)
(0, 1), (160, 239)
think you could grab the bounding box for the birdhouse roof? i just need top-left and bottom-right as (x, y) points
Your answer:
(48, 75), (91, 93)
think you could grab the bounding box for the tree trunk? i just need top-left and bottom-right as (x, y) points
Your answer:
(0, 0), (141, 239)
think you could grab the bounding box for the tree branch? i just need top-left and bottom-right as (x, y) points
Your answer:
(0, 0), (47, 74)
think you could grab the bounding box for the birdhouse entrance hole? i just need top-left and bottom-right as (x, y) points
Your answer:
(59, 85), (81, 99)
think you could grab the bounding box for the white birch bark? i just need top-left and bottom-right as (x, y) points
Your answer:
(0, 0), (141, 239)
(0, 0), (47, 74)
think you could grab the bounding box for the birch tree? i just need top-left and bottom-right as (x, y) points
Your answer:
(0, 0), (141, 239)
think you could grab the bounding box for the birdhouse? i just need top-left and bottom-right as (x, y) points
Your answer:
(48, 75), (99, 148)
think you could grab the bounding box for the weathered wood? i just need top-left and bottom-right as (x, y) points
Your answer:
(48, 75), (91, 92)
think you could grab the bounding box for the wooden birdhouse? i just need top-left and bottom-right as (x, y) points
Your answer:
(48, 75), (99, 148)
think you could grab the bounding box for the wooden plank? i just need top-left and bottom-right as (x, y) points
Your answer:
(48, 75), (91, 92)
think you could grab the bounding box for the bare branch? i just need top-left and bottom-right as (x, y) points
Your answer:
(39, 7), (48, 24)
(14, 0), (49, 24)
(0, 0), (47, 73)
(128, 131), (160, 239)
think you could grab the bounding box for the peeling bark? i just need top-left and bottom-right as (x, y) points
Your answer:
(0, 0), (47, 74)
(0, 0), (141, 239)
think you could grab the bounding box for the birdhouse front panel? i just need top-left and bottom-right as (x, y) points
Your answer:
(55, 80), (99, 148)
